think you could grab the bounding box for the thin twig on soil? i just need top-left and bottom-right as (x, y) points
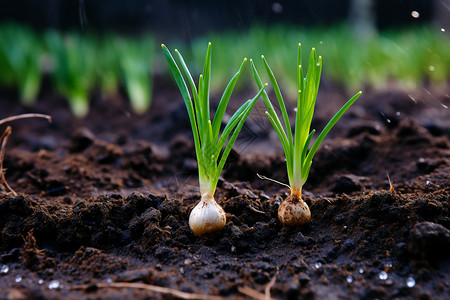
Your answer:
(71, 282), (226, 300)
(0, 126), (14, 195)
(0, 113), (52, 126)
(248, 204), (265, 214)
(0, 113), (52, 195)
(386, 172), (395, 193)
(238, 272), (277, 300)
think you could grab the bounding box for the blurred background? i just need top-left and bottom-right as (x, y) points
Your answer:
(0, 0), (448, 116)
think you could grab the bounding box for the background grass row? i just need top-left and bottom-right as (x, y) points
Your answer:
(0, 22), (448, 116)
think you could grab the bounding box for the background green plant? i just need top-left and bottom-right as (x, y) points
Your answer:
(0, 23), (447, 116)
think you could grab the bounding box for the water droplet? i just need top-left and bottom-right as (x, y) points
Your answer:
(38, 279), (44, 285)
(396, 111), (401, 116)
(426, 180), (431, 185)
(106, 278), (113, 284)
(379, 271), (388, 280)
(408, 94), (417, 103)
(316, 63), (320, 66)
(429, 66), (435, 72)
(271, 2), (283, 14)
(344, 225), (347, 229)
(0, 265), (9, 274)
(314, 262), (322, 269)
(320, 41), (323, 45)
(48, 280), (60, 289)
(293, 107), (297, 112)
(359, 267), (364, 274)
(411, 11), (420, 18)
(440, 28), (445, 32)
(346, 276), (353, 283)
(407, 276), (415, 288)
(15, 275), (22, 283)
(386, 119), (391, 124)
(231, 246), (236, 253)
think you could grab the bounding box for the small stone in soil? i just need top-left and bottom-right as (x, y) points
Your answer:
(293, 232), (309, 246)
(408, 221), (450, 260)
(332, 174), (365, 194)
(299, 273), (310, 285)
(69, 127), (95, 152)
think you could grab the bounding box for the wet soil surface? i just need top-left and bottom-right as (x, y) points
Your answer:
(0, 81), (449, 299)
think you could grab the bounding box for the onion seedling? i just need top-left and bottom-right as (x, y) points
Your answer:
(162, 43), (267, 236)
(45, 31), (96, 118)
(251, 44), (362, 227)
(117, 37), (154, 114)
(0, 24), (42, 105)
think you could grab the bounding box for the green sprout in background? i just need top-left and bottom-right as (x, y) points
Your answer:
(162, 42), (267, 236)
(117, 36), (154, 114)
(95, 35), (121, 99)
(252, 44), (362, 227)
(0, 24), (42, 105)
(0, 23), (447, 115)
(45, 31), (97, 118)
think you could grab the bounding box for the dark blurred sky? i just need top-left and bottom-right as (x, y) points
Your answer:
(0, 0), (436, 36)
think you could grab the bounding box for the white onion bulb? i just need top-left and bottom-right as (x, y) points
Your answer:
(278, 194), (311, 227)
(189, 195), (226, 236)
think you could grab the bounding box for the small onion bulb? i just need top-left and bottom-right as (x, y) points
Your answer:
(278, 194), (311, 227)
(189, 195), (226, 236)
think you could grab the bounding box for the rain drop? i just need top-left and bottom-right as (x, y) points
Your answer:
(358, 267), (364, 274)
(426, 180), (431, 185)
(15, 275), (22, 283)
(0, 265), (9, 274)
(271, 2), (283, 14)
(38, 279), (44, 285)
(396, 111), (401, 116)
(406, 276), (415, 288)
(346, 276), (353, 283)
(314, 262), (322, 269)
(411, 11), (420, 18)
(441, 28), (445, 32)
(408, 94), (417, 103)
(378, 271), (388, 280)
(316, 63), (320, 66)
(231, 246), (236, 253)
(429, 66), (435, 72)
(48, 280), (60, 289)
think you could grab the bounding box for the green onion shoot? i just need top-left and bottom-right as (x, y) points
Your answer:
(162, 42), (267, 236)
(251, 43), (362, 227)
(45, 31), (96, 118)
(118, 37), (154, 114)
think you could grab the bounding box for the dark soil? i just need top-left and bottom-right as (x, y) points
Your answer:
(0, 80), (449, 299)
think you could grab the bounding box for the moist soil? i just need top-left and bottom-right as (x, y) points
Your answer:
(0, 79), (449, 299)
